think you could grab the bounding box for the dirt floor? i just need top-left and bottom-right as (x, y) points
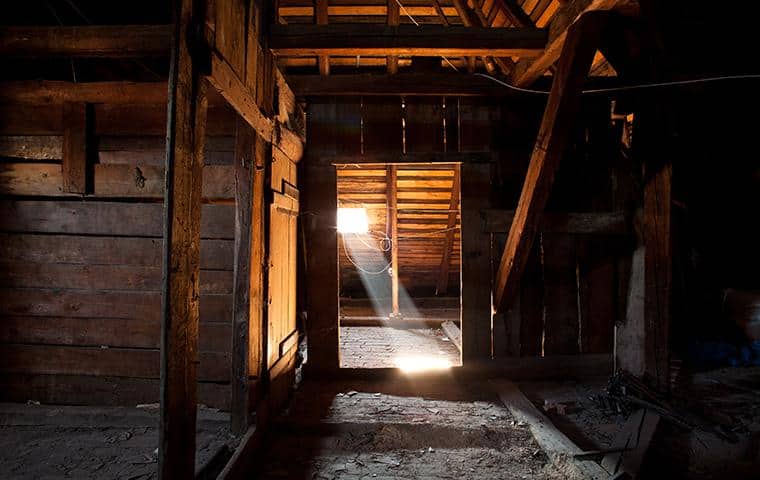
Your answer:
(0, 403), (232, 479)
(257, 376), (566, 479)
(339, 326), (461, 369)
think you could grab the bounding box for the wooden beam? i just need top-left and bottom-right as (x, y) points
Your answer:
(461, 162), (492, 361)
(330, 151), (493, 165)
(450, 0), (495, 73)
(388, 165), (400, 317)
(435, 166), (460, 296)
(386, 0), (400, 74)
(493, 11), (608, 313)
(285, 73), (516, 97)
(0, 25), (171, 57)
(269, 24), (547, 57)
(0, 81), (167, 105)
(492, 380), (610, 479)
(159, 0), (207, 477)
(513, 0), (635, 87)
(483, 210), (630, 234)
(61, 103), (88, 194)
(494, 0), (536, 27)
(206, 51), (303, 162)
(315, 0), (330, 76)
(230, 118), (254, 435)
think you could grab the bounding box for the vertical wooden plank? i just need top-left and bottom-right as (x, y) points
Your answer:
(461, 161), (492, 361)
(644, 159), (672, 390)
(519, 242), (544, 356)
(315, 0), (330, 76)
(388, 165), (400, 317)
(362, 97), (402, 156)
(249, 134), (268, 382)
(435, 166), (460, 295)
(541, 234), (580, 355)
(230, 117), (254, 435)
(215, 0), (247, 78)
(404, 97), (444, 153)
(304, 102), (339, 371)
(159, 0), (208, 476)
(386, 0), (399, 73)
(62, 102), (87, 194)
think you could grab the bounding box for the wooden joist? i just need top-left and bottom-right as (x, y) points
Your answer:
(269, 24), (547, 57)
(513, 0), (636, 87)
(0, 81), (168, 105)
(0, 24), (171, 57)
(493, 11), (609, 313)
(316, 0), (330, 76)
(285, 73), (514, 97)
(483, 210), (630, 235)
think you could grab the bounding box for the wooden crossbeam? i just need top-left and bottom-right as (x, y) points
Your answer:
(0, 81), (168, 104)
(493, 11), (610, 313)
(483, 210), (630, 234)
(269, 24), (547, 57)
(513, 0), (636, 87)
(435, 167), (460, 296)
(285, 73), (516, 97)
(0, 24), (171, 57)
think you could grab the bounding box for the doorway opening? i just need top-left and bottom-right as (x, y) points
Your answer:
(337, 163), (462, 369)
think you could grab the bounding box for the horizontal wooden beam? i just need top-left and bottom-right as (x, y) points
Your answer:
(285, 73), (515, 97)
(483, 210), (630, 234)
(0, 81), (167, 105)
(0, 25), (171, 57)
(270, 25), (547, 57)
(278, 5), (461, 18)
(331, 152), (494, 165)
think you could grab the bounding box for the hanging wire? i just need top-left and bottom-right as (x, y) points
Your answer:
(474, 72), (760, 96)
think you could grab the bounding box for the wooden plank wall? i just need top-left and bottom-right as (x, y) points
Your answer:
(307, 96), (628, 360)
(0, 101), (238, 408)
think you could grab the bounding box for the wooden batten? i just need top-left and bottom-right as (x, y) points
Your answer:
(61, 103), (88, 194)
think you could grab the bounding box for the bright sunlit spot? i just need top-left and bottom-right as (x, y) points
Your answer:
(337, 207), (369, 234)
(396, 355), (452, 373)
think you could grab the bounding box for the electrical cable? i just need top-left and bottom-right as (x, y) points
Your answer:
(474, 72), (760, 96)
(341, 235), (391, 275)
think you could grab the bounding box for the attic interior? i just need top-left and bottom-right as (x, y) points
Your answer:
(0, 1), (758, 479)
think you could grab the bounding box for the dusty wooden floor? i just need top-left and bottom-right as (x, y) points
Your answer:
(339, 326), (461, 369)
(257, 376), (565, 479)
(0, 403), (231, 479)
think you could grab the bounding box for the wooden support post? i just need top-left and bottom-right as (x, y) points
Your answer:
(315, 0), (330, 76)
(62, 102), (88, 194)
(493, 11), (608, 313)
(435, 166), (460, 296)
(643, 157), (672, 390)
(461, 161), (492, 361)
(231, 117), (254, 435)
(387, 0), (399, 74)
(388, 165), (400, 317)
(158, 0), (208, 477)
